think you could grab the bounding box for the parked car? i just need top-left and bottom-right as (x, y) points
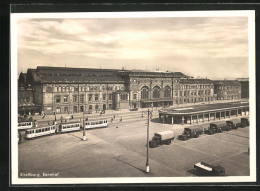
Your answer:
(130, 108), (138, 111)
(194, 162), (225, 176)
(149, 131), (175, 148)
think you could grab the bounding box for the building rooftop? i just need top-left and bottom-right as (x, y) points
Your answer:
(213, 80), (241, 86)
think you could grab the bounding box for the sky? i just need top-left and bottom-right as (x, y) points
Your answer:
(17, 16), (249, 80)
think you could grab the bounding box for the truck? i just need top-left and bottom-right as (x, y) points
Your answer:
(206, 122), (225, 135)
(240, 117), (250, 127)
(178, 125), (204, 141)
(149, 130), (175, 148)
(194, 162), (225, 176)
(226, 118), (241, 130)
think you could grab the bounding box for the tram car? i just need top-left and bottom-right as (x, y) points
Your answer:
(25, 125), (56, 139)
(18, 121), (33, 130)
(85, 119), (108, 130)
(58, 121), (81, 133)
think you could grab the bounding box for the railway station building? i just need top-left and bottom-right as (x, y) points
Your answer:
(18, 66), (242, 114)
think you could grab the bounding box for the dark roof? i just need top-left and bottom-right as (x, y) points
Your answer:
(26, 66), (188, 84)
(179, 78), (213, 84)
(28, 66), (124, 84)
(118, 70), (188, 78)
(159, 101), (249, 115)
(213, 80), (241, 86)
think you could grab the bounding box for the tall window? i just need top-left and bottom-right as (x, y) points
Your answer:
(64, 96), (68, 103)
(153, 86), (160, 98)
(141, 86), (149, 99)
(103, 94), (106, 100)
(164, 86), (171, 98)
(80, 95), (84, 103)
(56, 96), (60, 103)
(109, 94), (112, 100)
(95, 94), (99, 101)
(133, 94), (137, 100)
(88, 94), (92, 101)
(73, 95), (77, 102)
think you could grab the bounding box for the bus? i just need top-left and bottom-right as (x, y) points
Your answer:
(25, 125), (56, 139)
(18, 121), (33, 130)
(58, 121), (81, 133)
(85, 119), (108, 130)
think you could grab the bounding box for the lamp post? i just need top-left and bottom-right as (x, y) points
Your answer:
(83, 109), (86, 141)
(146, 109), (150, 173)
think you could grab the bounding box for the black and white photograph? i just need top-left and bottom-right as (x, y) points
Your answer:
(11, 11), (256, 184)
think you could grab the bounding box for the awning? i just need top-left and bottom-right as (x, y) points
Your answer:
(140, 98), (173, 103)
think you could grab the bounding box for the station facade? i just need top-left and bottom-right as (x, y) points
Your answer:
(18, 66), (242, 114)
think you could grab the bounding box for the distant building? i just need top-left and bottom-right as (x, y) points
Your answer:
(18, 72), (41, 115)
(237, 78), (249, 98)
(213, 80), (241, 100)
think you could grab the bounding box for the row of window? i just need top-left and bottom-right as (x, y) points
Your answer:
(178, 97), (213, 103)
(217, 86), (240, 90)
(179, 90), (211, 97)
(47, 85), (124, 93)
(55, 104), (113, 113)
(55, 94), (113, 103)
(141, 86), (171, 99)
(180, 84), (213, 90)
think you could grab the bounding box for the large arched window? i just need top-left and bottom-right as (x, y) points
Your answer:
(164, 86), (171, 98)
(141, 86), (149, 99)
(153, 86), (160, 99)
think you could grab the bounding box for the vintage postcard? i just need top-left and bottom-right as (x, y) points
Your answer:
(11, 10), (256, 184)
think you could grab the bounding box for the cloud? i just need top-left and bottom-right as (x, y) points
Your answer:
(17, 16), (249, 79)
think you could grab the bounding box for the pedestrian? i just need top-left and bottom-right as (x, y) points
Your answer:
(120, 117), (122, 122)
(114, 115), (115, 119)
(142, 112), (143, 118)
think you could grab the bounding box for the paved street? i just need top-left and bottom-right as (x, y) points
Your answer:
(18, 111), (249, 178)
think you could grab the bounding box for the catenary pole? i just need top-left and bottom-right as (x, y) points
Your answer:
(146, 109), (149, 173)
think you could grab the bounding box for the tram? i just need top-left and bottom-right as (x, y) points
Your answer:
(85, 119), (108, 130)
(18, 121), (33, 130)
(58, 121), (81, 133)
(25, 125), (56, 139)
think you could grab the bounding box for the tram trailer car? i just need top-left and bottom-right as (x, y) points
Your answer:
(25, 125), (56, 139)
(178, 126), (204, 141)
(149, 131), (175, 148)
(84, 119), (108, 130)
(58, 121), (81, 133)
(194, 162), (225, 176)
(18, 121), (33, 130)
(206, 122), (225, 134)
